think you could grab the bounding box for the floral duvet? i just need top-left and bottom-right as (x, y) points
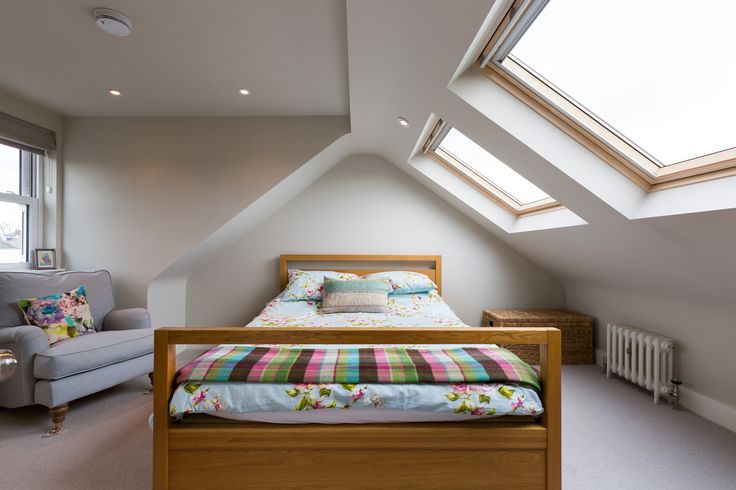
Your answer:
(169, 292), (544, 421)
(247, 289), (467, 328)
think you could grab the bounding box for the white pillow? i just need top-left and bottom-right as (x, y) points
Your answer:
(361, 271), (437, 295)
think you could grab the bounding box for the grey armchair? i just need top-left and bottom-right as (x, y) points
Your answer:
(0, 270), (153, 435)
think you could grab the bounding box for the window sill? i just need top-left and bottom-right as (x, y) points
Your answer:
(409, 153), (586, 234)
(450, 68), (736, 219)
(0, 267), (66, 273)
(481, 61), (736, 191)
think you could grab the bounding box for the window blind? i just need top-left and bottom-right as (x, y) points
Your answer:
(0, 111), (56, 155)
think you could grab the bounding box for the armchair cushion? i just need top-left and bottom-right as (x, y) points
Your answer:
(0, 325), (48, 408)
(34, 329), (153, 380)
(103, 308), (151, 331)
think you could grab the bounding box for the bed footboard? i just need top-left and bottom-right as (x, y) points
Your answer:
(153, 327), (560, 489)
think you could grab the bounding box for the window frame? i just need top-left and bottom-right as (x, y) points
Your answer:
(424, 120), (562, 216)
(0, 144), (42, 268)
(478, 0), (736, 191)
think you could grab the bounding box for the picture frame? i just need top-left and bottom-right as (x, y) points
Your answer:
(35, 249), (57, 270)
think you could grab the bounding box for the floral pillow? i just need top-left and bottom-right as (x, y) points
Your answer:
(361, 271), (437, 295)
(17, 286), (96, 345)
(282, 269), (360, 302)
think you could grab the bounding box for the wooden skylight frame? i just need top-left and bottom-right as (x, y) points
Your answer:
(478, 0), (736, 192)
(423, 119), (562, 216)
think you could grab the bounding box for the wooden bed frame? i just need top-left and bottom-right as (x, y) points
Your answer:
(153, 255), (561, 489)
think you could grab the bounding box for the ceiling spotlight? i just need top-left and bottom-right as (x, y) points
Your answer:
(108, 89), (122, 96)
(397, 116), (410, 127)
(238, 88), (250, 95)
(94, 9), (132, 37)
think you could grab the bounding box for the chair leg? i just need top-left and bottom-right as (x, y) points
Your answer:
(45, 403), (69, 437)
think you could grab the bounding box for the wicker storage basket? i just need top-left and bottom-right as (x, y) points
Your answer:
(482, 309), (593, 365)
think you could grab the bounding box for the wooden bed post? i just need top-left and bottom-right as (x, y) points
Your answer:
(540, 328), (562, 490)
(278, 255), (289, 291)
(153, 328), (176, 490)
(433, 255), (442, 296)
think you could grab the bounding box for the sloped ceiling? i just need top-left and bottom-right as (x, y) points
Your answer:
(3, 0), (736, 304)
(341, 0), (736, 304)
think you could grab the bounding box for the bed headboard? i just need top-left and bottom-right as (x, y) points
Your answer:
(279, 255), (442, 295)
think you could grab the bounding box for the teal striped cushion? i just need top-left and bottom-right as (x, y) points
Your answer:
(321, 278), (390, 314)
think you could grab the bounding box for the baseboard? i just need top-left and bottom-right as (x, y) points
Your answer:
(594, 348), (736, 434)
(678, 386), (736, 434)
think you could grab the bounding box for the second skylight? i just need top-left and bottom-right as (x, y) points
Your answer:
(438, 127), (550, 205)
(426, 123), (558, 216)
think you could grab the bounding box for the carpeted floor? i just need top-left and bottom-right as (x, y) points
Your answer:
(1, 366), (735, 489)
(563, 366), (736, 489)
(0, 376), (152, 489)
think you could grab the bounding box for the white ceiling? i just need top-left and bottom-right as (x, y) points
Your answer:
(3, 0), (736, 306)
(0, 0), (349, 116)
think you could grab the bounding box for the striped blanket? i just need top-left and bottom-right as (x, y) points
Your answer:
(177, 345), (540, 391)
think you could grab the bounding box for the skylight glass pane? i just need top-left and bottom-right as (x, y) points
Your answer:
(509, 0), (736, 165)
(438, 128), (550, 204)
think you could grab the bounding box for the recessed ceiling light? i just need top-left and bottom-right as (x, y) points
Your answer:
(108, 89), (122, 96)
(397, 116), (410, 127)
(238, 88), (250, 95)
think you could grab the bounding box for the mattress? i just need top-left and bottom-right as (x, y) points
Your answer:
(205, 409), (535, 424)
(170, 291), (544, 423)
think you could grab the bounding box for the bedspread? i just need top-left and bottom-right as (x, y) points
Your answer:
(248, 290), (466, 328)
(177, 345), (540, 391)
(169, 381), (543, 419)
(169, 291), (544, 421)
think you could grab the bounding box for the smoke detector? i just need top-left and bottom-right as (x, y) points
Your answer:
(94, 8), (132, 37)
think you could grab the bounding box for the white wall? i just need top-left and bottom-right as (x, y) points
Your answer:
(185, 154), (566, 326)
(62, 116), (348, 308)
(566, 281), (736, 408)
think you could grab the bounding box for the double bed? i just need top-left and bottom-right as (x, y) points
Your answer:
(153, 255), (561, 489)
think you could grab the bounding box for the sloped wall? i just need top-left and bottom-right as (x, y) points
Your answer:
(566, 282), (736, 409)
(62, 116), (348, 307)
(185, 154), (565, 326)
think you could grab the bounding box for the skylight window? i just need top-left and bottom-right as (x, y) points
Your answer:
(425, 122), (559, 215)
(440, 128), (550, 204)
(480, 0), (736, 190)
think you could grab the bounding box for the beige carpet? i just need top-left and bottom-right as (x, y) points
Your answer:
(0, 375), (151, 489)
(1, 367), (735, 489)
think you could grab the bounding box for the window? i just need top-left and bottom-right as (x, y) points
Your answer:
(425, 121), (560, 215)
(0, 142), (41, 266)
(479, 0), (736, 190)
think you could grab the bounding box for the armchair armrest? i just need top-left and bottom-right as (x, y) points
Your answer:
(0, 325), (49, 408)
(103, 308), (151, 331)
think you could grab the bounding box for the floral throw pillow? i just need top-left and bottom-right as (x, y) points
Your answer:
(361, 271), (437, 295)
(320, 278), (390, 314)
(18, 286), (96, 345)
(282, 269), (360, 302)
